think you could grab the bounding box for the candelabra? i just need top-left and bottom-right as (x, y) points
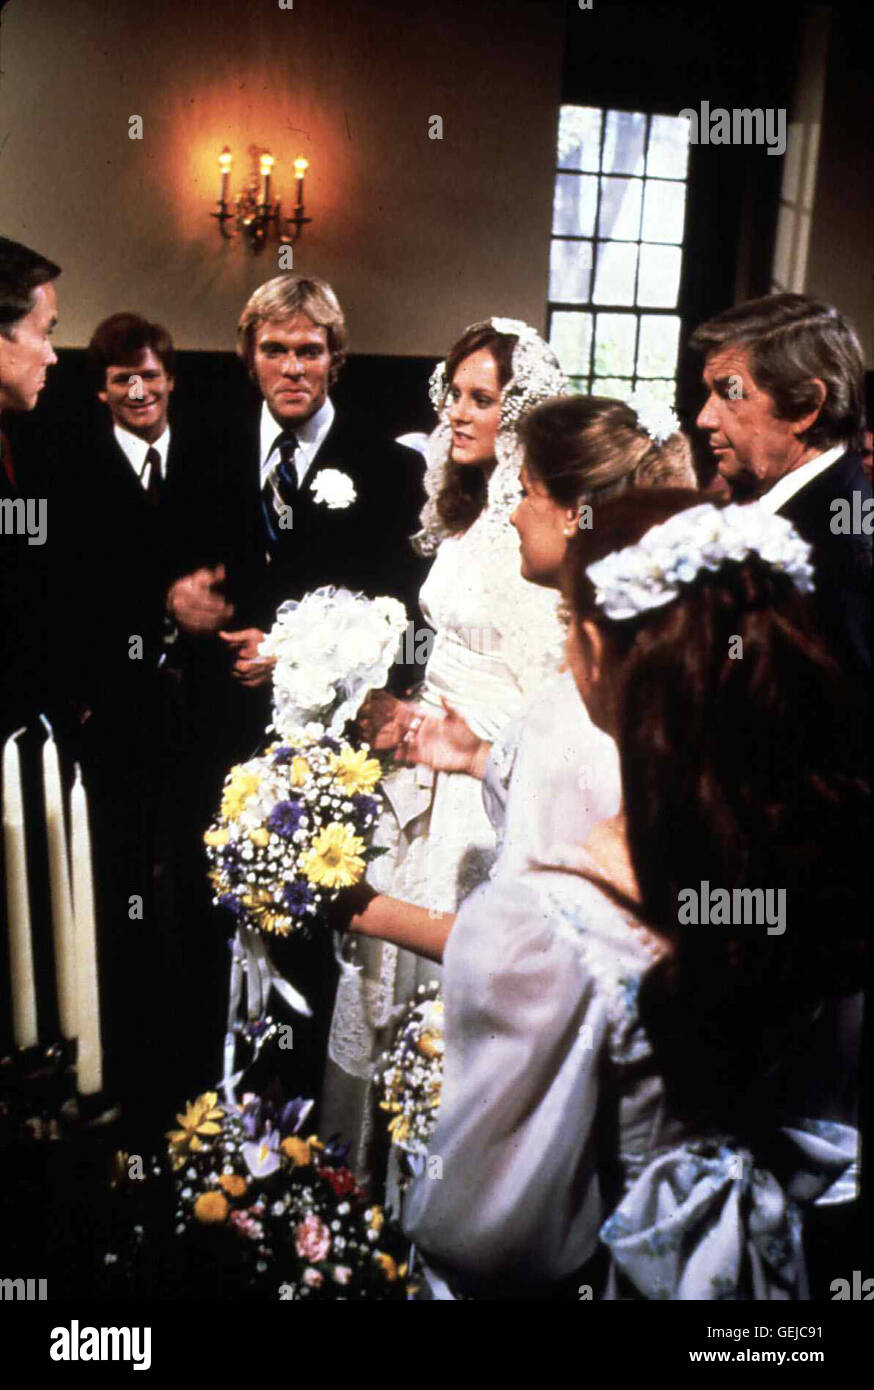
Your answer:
(211, 146), (312, 252)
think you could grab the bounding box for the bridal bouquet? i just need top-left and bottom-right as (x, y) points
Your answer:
(164, 1085), (409, 1300)
(205, 589), (407, 938)
(375, 983), (444, 1153)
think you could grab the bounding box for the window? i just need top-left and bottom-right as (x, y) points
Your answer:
(548, 106), (691, 411)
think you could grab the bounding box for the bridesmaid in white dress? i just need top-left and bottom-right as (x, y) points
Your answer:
(320, 317), (568, 1178)
(342, 491), (866, 1298)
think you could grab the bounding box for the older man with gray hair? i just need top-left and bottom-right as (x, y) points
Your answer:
(692, 293), (871, 676)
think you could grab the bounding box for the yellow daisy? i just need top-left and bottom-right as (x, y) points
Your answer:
(290, 756), (312, 788)
(301, 823), (366, 889)
(166, 1091), (224, 1170)
(330, 747), (382, 795)
(248, 827), (269, 848)
(204, 828), (228, 848)
(221, 768), (260, 820)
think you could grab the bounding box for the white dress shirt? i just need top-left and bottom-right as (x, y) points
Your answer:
(113, 422), (170, 490)
(259, 397), (335, 491)
(757, 442), (847, 514)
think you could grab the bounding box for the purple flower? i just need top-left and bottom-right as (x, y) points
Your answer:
(320, 735), (341, 752)
(283, 880), (315, 915)
(351, 794), (379, 825)
(219, 892), (242, 916)
(272, 746), (292, 766)
(243, 1127), (281, 1178)
(267, 798), (304, 838)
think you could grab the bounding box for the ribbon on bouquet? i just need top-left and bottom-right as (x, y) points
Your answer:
(222, 925), (312, 1105)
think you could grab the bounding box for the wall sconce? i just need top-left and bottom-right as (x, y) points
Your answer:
(211, 145), (312, 251)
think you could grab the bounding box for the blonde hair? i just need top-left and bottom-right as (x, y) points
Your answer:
(237, 274), (347, 382)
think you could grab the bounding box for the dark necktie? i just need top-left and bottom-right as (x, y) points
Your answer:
(144, 446), (163, 505)
(261, 432), (298, 545)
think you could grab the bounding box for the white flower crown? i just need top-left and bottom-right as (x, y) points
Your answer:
(626, 391), (681, 445)
(585, 503), (815, 621)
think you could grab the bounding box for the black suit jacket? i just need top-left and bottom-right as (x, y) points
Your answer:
(221, 403), (428, 649)
(776, 449), (872, 678)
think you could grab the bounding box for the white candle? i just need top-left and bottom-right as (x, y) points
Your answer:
(70, 764), (102, 1094)
(40, 717), (77, 1038)
(2, 727), (38, 1049)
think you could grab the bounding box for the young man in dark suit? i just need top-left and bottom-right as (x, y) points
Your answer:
(168, 274), (427, 1109)
(693, 292), (872, 680)
(70, 313), (238, 1121)
(168, 273), (426, 690)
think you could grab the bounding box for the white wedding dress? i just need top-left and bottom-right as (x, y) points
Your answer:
(320, 458), (566, 1182)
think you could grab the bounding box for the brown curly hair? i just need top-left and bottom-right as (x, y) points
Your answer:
(564, 489), (869, 1130)
(434, 323), (517, 536)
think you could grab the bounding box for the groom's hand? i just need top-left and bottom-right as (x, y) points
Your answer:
(167, 564), (235, 634)
(219, 627), (275, 688)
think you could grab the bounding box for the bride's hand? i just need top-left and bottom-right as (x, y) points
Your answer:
(356, 690), (418, 751)
(398, 698), (490, 777)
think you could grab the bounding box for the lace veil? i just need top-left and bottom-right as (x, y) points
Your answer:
(412, 316), (571, 694)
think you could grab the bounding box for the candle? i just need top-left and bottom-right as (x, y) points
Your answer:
(40, 717), (77, 1038)
(70, 764), (102, 1094)
(218, 146), (232, 204)
(2, 727), (38, 1049)
(259, 152), (275, 206)
(293, 154), (308, 207)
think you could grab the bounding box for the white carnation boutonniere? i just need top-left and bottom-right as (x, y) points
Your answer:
(310, 469), (357, 510)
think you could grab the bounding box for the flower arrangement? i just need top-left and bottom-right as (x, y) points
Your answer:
(259, 587), (408, 740)
(166, 1085), (409, 1299)
(205, 731), (385, 937)
(206, 588), (408, 938)
(375, 983), (444, 1153)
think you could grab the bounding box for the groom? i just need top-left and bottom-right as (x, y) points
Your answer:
(168, 274), (427, 1108)
(170, 274), (426, 697)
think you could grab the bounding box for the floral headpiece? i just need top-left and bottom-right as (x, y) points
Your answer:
(416, 317), (569, 554)
(626, 391), (681, 445)
(586, 503), (815, 621)
(427, 316), (567, 429)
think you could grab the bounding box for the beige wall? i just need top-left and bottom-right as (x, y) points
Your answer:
(0, 0), (564, 354)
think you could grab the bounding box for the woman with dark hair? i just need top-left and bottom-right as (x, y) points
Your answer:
(343, 490), (865, 1298)
(321, 317), (568, 1179)
(401, 392), (697, 878)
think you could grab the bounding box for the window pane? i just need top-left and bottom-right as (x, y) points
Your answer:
(646, 114), (691, 180)
(637, 244), (682, 307)
(549, 239), (593, 304)
(594, 313), (636, 376)
(628, 378), (677, 414)
(550, 311), (593, 377)
(592, 241), (637, 305)
(553, 173), (598, 236)
(641, 179), (687, 243)
(568, 376), (589, 396)
(558, 105), (602, 172)
(598, 176), (643, 240)
(636, 315), (681, 377)
(603, 111), (647, 175)
(593, 377), (633, 402)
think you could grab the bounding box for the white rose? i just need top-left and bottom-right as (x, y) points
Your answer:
(310, 469), (357, 510)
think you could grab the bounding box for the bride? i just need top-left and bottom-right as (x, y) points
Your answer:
(319, 317), (568, 1179)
